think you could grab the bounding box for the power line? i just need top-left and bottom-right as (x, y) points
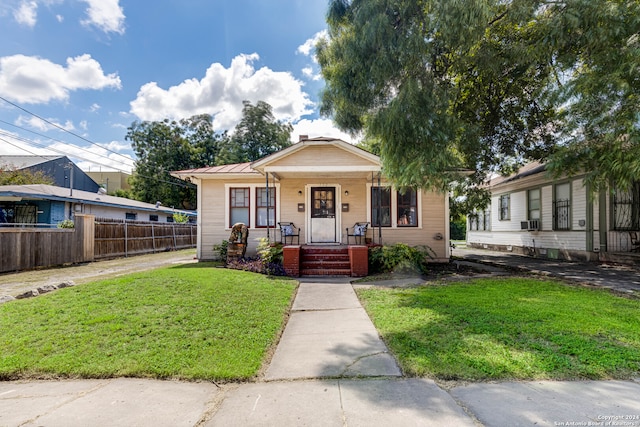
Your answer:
(0, 95), (133, 163)
(0, 134), (195, 189)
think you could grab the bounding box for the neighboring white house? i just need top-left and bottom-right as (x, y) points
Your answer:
(0, 184), (196, 226)
(467, 162), (640, 262)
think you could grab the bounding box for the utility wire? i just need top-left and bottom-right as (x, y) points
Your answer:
(0, 135), (195, 189)
(0, 95), (133, 163)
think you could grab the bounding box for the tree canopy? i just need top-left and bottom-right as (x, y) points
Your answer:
(125, 101), (293, 209)
(0, 165), (54, 185)
(126, 114), (227, 209)
(217, 100), (293, 163)
(318, 0), (640, 193)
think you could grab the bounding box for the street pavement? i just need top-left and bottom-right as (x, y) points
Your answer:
(2, 250), (640, 426)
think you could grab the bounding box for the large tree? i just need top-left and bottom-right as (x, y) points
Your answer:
(126, 114), (227, 209)
(217, 100), (293, 163)
(318, 0), (640, 194)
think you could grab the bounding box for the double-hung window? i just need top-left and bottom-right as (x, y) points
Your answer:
(371, 187), (391, 227)
(528, 188), (541, 221)
(230, 187), (250, 227)
(397, 188), (418, 227)
(553, 182), (571, 231)
(498, 194), (510, 220)
(256, 187), (276, 228)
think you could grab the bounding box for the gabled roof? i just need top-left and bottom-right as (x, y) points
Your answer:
(487, 162), (547, 188)
(0, 184), (194, 216)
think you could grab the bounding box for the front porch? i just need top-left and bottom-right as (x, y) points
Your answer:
(282, 244), (369, 277)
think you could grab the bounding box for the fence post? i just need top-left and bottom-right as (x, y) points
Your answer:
(172, 223), (177, 250)
(74, 214), (95, 263)
(124, 220), (128, 257)
(151, 222), (156, 253)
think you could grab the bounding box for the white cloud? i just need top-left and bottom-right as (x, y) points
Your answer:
(15, 115), (75, 132)
(0, 127), (57, 156)
(130, 53), (314, 131)
(13, 0), (37, 27)
(297, 30), (327, 57)
(56, 14), (63, 22)
(291, 118), (360, 145)
(89, 103), (100, 112)
(79, 0), (125, 34)
(0, 53), (121, 104)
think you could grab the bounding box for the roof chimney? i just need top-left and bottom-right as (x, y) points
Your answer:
(298, 135), (308, 142)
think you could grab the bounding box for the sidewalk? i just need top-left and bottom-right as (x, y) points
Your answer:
(3, 276), (640, 426)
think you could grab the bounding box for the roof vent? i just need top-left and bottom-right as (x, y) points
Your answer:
(298, 135), (308, 142)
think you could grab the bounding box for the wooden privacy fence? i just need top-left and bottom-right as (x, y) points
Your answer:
(0, 214), (94, 274)
(94, 218), (196, 259)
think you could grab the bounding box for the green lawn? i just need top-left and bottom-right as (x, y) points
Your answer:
(357, 277), (640, 381)
(0, 264), (296, 381)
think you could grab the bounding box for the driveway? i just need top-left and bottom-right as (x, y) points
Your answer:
(454, 246), (640, 295)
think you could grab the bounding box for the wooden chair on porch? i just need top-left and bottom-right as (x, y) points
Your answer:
(630, 231), (640, 252)
(278, 222), (300, 245)
(346, 222), (369, 245)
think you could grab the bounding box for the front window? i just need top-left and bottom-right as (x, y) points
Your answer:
(499, 194), (510, 220)
(149, 214), (159, 222)
(528, 188), (541, 221)
(230, 187), (250, 226)
(553, 182), (571, 231)
(256, 187), (276, 228)
(371, 187), (391, 227)
(125, 212), (137, 221)
(397, 188), (417, 227)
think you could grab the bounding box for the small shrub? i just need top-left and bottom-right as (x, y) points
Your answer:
(173, 212), (189, 224)
(257, 238), (283, 265)
(369, 243), (434, 275)
(226, 257), (287, 277)
(57, 219), (75, 229)
(213, 240), (228, 260)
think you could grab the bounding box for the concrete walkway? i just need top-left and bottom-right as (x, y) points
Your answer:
(2, 252), (640, 426)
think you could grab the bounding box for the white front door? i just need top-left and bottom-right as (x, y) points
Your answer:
(310, 187), (337, 243)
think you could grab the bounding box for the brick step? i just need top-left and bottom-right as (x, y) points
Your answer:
(301, 253), (350, 262)
(301, 260), (351, 270)
(301, 247), (349, 255)
(300, 268), (352, 276)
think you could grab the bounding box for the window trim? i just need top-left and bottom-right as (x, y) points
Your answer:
(229, 187), (251, 228)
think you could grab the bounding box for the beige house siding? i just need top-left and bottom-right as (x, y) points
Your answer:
(269, 145), (376, 168)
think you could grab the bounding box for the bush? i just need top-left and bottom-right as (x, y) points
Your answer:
(369, 243), (434, 275)
(57, 219), (75, 229)
(213, 240), (228, 260)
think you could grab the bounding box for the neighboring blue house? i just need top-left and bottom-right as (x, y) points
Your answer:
(0, 155), (100, 193)
(0, 184), (196, 226)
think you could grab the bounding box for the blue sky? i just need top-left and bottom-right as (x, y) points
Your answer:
(0, 0), (353, 173)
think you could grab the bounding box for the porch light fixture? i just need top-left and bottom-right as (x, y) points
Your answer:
(344, 190), (349, 196)
(298, 190), (302, 196)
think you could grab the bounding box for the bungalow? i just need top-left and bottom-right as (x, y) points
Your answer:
(171, 137), (450, 265)
(0, 184), (196, 226)
(466, 162), (640, 262)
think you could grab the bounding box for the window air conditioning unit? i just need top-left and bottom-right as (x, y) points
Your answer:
(520, 220), (540, 231)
